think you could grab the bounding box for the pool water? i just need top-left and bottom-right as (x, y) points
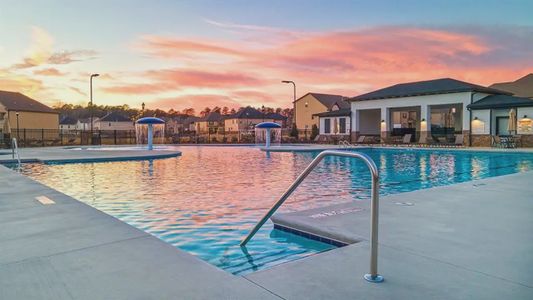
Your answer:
(17, 147), (533, 275)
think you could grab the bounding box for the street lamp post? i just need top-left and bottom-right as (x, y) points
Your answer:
(15, 112), (20, 141)
(282, 80), (296, 137)
(90, 73), (100, 144)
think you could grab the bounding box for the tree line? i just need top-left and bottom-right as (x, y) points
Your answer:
(54, 103), (293, 121)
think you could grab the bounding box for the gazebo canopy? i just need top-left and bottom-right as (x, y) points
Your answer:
(255, 122), (281, 129)
(136, 117), (165, 124)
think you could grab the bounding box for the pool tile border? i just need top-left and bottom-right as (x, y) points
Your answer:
(274, 224), (349, 247)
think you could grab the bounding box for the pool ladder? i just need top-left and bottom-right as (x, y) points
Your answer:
(240, 150), (384, 283)
(11, 138), (21, 170)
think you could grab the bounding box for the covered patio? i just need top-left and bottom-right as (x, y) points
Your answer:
(352, 103), (465, 145)
(468, 95), (533, 147)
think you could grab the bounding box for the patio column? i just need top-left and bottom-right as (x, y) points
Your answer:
(420, 104), (431, 141)
(380, 108), (390, 141)
(351, 109), (360, 142)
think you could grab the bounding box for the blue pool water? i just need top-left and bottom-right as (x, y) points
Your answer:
(17, 147), (533, 275)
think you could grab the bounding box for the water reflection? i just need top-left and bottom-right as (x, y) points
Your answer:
(19, 146), (533, 275)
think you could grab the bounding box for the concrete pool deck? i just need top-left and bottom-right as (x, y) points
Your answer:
(0, 146), (181, 164)
(246, 171), (533, 299)
(1, 146), (532, 299)
(0, 164), (278, 299)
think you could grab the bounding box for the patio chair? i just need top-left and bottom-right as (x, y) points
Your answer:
(355, 135), (366, 144)
(417, 135), (434, 147)
(492, 136), (502, 148)
(401, 134), (412, 144)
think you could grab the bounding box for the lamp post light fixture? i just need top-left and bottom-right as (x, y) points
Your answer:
(89, 73), (100, 144)
(282, 80), (296, 127)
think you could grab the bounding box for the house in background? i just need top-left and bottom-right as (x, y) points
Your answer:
(313, 100), (351, 141)
(165, 115), (200, 134)
(294, 93), (347, 137)
(93, 111), (134, 131)
(0, 90), (59, 143)
(490, 74), (533, 99)
(195, 111), (224, 134)
(0, 91), (59, 131)
(59, 116), (78, 130)
(77, 118), (91, 130)
(224, 106), (285, 133)
(347, 77), (533, 147)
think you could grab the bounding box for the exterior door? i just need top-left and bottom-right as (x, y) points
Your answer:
(496, 117), (509, 135)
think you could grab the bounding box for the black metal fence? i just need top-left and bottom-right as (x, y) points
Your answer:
(2, 129), (137, 148)
(1, 128), (307, 148)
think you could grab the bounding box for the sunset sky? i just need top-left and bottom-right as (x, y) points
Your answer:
(1, 0), (532, 112)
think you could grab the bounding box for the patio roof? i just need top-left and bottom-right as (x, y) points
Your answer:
(467, 95), (533, 110)
(313, 108), (351, 118)
(349, 78), (511, 101)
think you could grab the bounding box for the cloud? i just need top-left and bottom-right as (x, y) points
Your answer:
(23, 23), (525, 111)
(138, 36), (243, 59)
(102, 82), (177, 94)
(69, 86), (86, 96)
(151, 94), (242, 110)
(11, 27), (97, 69)
(33, 67), (66, 76)
(103, 68), (266, 95)
(0, 68), (45, 96)
(47, 50), (98, 64)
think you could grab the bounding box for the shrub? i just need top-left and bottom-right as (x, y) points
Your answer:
(290, 124), (298, 138)
(310, 124), (319, 141)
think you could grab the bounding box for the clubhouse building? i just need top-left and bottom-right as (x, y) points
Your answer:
(346, 78), (533, 147)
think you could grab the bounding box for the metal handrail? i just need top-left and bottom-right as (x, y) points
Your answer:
(240, 150), (384, 282)
(11, 138), (21, 170)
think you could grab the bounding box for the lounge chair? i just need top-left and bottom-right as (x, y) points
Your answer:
(417, 135), (434, 147)
(402, 134), (412, 144)
(355, 135), (366, 144)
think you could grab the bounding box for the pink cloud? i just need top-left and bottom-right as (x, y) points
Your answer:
(33, 67), (66, 76)
(33, 24), (528, 111)
(138, 36), (243, 58)
(151, 94), (241, 110)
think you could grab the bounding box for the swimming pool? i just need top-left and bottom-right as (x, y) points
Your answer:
(16, 146), (533, 275)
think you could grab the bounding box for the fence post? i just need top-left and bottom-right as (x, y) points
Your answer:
(41, 129), (45, 147)
(114, 130), (117, 145)
(60, 129), (63, 145)
(23, 129), (26, 147)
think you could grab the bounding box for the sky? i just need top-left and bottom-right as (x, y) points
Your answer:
(0, 0), (532, 112)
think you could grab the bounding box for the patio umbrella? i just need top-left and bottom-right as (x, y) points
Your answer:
(508, 108), (517, 134)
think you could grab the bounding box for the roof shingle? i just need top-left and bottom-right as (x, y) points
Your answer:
(467, 95), (533, 110)
(350, 78), (511, 101)
(0, 90), (57, 113)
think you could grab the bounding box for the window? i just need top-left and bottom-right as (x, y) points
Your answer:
(430, 105), (462, 136)
(339, 118), (346, 133)
(324, 118), (331, 134)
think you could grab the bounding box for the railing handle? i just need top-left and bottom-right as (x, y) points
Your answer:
(240, 150), (383, 282)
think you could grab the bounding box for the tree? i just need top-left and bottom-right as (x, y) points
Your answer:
(221, 106), (230, 115)
(182, 108), (195, 116)
(200, 107), (211, 117)
(290, 124), (299, 138)
(310, 124), (319, 140)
